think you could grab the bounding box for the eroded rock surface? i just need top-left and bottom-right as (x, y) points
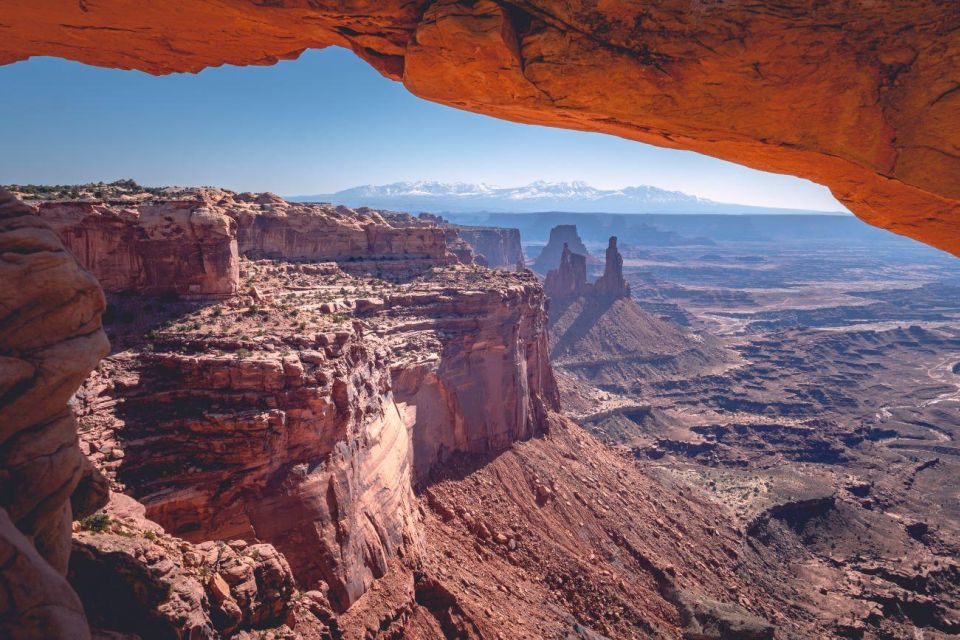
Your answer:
(449, 225), (524, 268)
(38, 199), (239, 296)
(73, 257), (557, 613)
(4, 2), (958, 253)
(32, 189), (466, 295)
(0, 188), (110, 620)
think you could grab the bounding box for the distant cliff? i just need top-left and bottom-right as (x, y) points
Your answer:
(533, 224), (593, 274)
(451, 226), (523, 268)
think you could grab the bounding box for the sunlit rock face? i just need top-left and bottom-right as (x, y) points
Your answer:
(3, 1), (958, 254)
(37, 200), (240, 296)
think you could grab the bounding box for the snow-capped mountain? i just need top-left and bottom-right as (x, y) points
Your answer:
(289, 180), (824, 214)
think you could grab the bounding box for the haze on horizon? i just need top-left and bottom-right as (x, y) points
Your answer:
(1, 47), (847, 212)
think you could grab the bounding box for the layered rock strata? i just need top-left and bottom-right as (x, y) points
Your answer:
(449, 226), (524, 268)
(33, 190), (464, 296)
(69, 493), (299, 639)
(0, 188), (109, 639)
(73, 259), (557, 615)
(37, 200), (240, 296)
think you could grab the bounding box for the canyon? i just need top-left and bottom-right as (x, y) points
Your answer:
(1, 181), (958, 638)
(540, 222), (960, 639)
(2, 3), (959, 637)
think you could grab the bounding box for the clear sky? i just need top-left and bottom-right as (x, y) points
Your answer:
(1, 47), (846, 211)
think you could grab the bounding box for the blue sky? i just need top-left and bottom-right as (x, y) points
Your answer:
(1, 47), (845, 211)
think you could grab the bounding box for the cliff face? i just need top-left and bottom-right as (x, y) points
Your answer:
(230, 196), (453, 270)
(452, 226), (524, 268)
(4, 2), (957, 254)
(382, 270), (559, 478)
(38, 200), (240, 296)
(35, 191), (461, 295)
(73, 259), (557, 615)
(0, 189), (109, 639)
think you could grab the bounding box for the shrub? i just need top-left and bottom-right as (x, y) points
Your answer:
(80, 512), (111, 533)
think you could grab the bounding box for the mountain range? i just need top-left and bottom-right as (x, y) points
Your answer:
(289, 180), (846, 215)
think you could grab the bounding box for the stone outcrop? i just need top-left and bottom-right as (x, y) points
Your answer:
(593, 236), (630, 300)
(452, 226), (524, 268)
(69, 493), (297, 639)
(83, 320), (421, 613)
(0, 190), (110, 571)
(37, 200), (240, 296)
(4, 2), (958, 254)
(34, 190), (468, 294)
(545, 235), (629, 302)
(73, 259), (557, 615)
(533, 225), (592, 274)
(544, 243), (587, 300)
(229, 193), (454, 272)
(0, 188), (109, 639)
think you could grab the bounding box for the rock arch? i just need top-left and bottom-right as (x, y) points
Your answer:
(3, 0), (959, 253)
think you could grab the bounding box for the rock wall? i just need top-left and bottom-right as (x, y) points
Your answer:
(4, 2), (957, 254)
(0, 188), (109, 639)
(230, 195), (452, 269)
(36, 191), (464, 294)
(380, 272), (560, 479)
(453, 226), (524, 268)
(72, 261), (557, 615)
(89, 325), (421, 612)
(38, 200), (240, 296)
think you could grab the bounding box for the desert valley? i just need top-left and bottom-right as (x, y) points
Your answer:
(1, 179), (956, 640)
(3, 3), (960, 639)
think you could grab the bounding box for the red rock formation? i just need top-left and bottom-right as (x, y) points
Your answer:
(34, 191), (473, 295)
(451, 226), (524, 268)
(0, 188), (110, 638)
(545, 236), (629, 302)
(37, 200), (240, 296)
(3, 2), (957, 254)
(383, 269), (559, 479)
(0, 191), (109, 569)
(533, 224), (592, 274)
(69, 493), (298, 639)
(593, 236), (631, 300)
(230, 196), (454, 270)
(93, 327), (421, 612)
(544, 242), (588, 300)
(73, 261), (557, 613)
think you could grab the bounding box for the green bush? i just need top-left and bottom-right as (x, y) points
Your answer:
(80, 512), (111, 533)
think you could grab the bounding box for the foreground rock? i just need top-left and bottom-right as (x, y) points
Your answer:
(0, 188), (109, 639)
(69, 494), (300, 639)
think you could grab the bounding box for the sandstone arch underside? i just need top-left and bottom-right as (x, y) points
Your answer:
(3, 0), (959, 255)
